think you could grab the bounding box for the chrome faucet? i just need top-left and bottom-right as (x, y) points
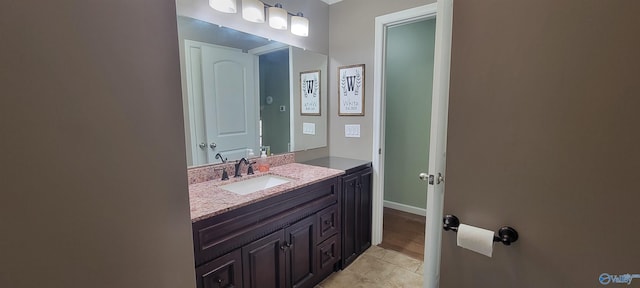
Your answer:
(234, 158), (250, 178)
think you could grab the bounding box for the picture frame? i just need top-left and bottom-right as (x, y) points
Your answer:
(300, 70), (321, 116)
(338, 64), (365, 116)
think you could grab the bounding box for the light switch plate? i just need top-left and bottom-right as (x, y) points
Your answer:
(303, 122), (316, 135)
(345, 124), (360, 138)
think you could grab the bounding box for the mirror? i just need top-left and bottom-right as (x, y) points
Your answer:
(177, 16), (327, 167)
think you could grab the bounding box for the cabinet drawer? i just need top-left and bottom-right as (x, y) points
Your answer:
(316, 234), (340, 279)
(317, 204), (340, 243)
(196, 249), (243, 288)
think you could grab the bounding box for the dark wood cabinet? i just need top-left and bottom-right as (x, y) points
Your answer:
(285, 216), (316, 288)
(196, 249), (243, 288)
(242, 230), (287, 288)
(192, 178), (340, 288)
(341, 165), (373, 268)
(241, 215), (321, 288)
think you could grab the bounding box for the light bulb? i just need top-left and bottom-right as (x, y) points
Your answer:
(268, 4), (288, 30)
(291, 13), (309, 37)
(242, 0), (265, 23)
(209, 0), (237, 13)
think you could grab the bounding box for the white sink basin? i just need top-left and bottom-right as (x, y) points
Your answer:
(220, 175), (292, 195)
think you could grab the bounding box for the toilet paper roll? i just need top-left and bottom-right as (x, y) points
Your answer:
(457, 224), (495, 257)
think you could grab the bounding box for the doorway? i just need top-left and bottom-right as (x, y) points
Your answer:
(379, 17), (436, 260)
(372, 2), (453, 287)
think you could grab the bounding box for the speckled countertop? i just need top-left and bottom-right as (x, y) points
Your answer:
(189, 163), (344, 222)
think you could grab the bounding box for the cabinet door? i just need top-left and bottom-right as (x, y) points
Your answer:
(196, 249), (243, 288)
(285, 216), (316, 288)
(242, 230), (286, 288)
(341, 173), (359, 267)
(357, 168), (373, 253)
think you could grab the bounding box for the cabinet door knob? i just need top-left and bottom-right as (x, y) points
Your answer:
(324, 220), (332, 225)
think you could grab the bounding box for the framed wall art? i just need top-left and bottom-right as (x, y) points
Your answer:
(300, 70), (321, 116)
(338, 64), (365, 116)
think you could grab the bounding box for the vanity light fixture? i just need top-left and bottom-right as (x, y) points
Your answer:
(209, 0), (309, 37)
(268, 4), (288, 30)
(209, 0), (237, 13)
(290, 12), (309, 37)
(242, 0), (265, 23)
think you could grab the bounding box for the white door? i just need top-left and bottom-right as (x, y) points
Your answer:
(185, 41), (259, 164)
(201, 45), (258, 161)
(422, 1), (453, 287)
(373, 2), (453, 288)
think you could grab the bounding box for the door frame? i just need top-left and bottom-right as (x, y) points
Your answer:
(372, 1), (453, 287)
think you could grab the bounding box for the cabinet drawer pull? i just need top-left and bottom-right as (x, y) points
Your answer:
(324, 220), (333, 225)
(324, 251), (333, 257)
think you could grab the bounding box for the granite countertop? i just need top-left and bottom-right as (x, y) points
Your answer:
(189, 163), (344, 222)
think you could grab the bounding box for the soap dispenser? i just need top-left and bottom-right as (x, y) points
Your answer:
(258, 150), (270, 172)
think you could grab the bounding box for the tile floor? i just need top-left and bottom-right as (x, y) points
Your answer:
(316, 245), (424, 288)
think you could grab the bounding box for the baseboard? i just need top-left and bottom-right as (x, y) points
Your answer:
(383, 200), (426, 217)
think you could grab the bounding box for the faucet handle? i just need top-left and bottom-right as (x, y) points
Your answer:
(247, 161), (256, 175)
(214, 167), (230, 181)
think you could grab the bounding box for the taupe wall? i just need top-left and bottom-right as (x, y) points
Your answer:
(441, 1), (640, 287)
(176, 0), (330, 54)
(0, 1), (196, 288)
(328, 0), (435, 160)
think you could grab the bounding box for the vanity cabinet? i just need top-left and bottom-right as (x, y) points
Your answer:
(193, 178), (340, 288)
(340, 164), (373, 268)
(241, 215), (318, 288)
(195, 249), (242, 288)
(241, 229), (286, 288)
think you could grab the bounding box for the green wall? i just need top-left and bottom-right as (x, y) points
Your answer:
(383, 19), (436, 210)
(259, 50), (290, 154)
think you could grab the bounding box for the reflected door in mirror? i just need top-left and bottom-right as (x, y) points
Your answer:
(185, 41), (259, 165)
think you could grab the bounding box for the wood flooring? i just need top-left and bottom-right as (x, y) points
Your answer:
(379, 207), (426, 260)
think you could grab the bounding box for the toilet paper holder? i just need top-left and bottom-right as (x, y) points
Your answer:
(443, 214), (519, 246)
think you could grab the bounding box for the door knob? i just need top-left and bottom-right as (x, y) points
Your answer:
(419, 173), (437, 185)
(198, 143), (207, 149)
(210, 142), (217, 149)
